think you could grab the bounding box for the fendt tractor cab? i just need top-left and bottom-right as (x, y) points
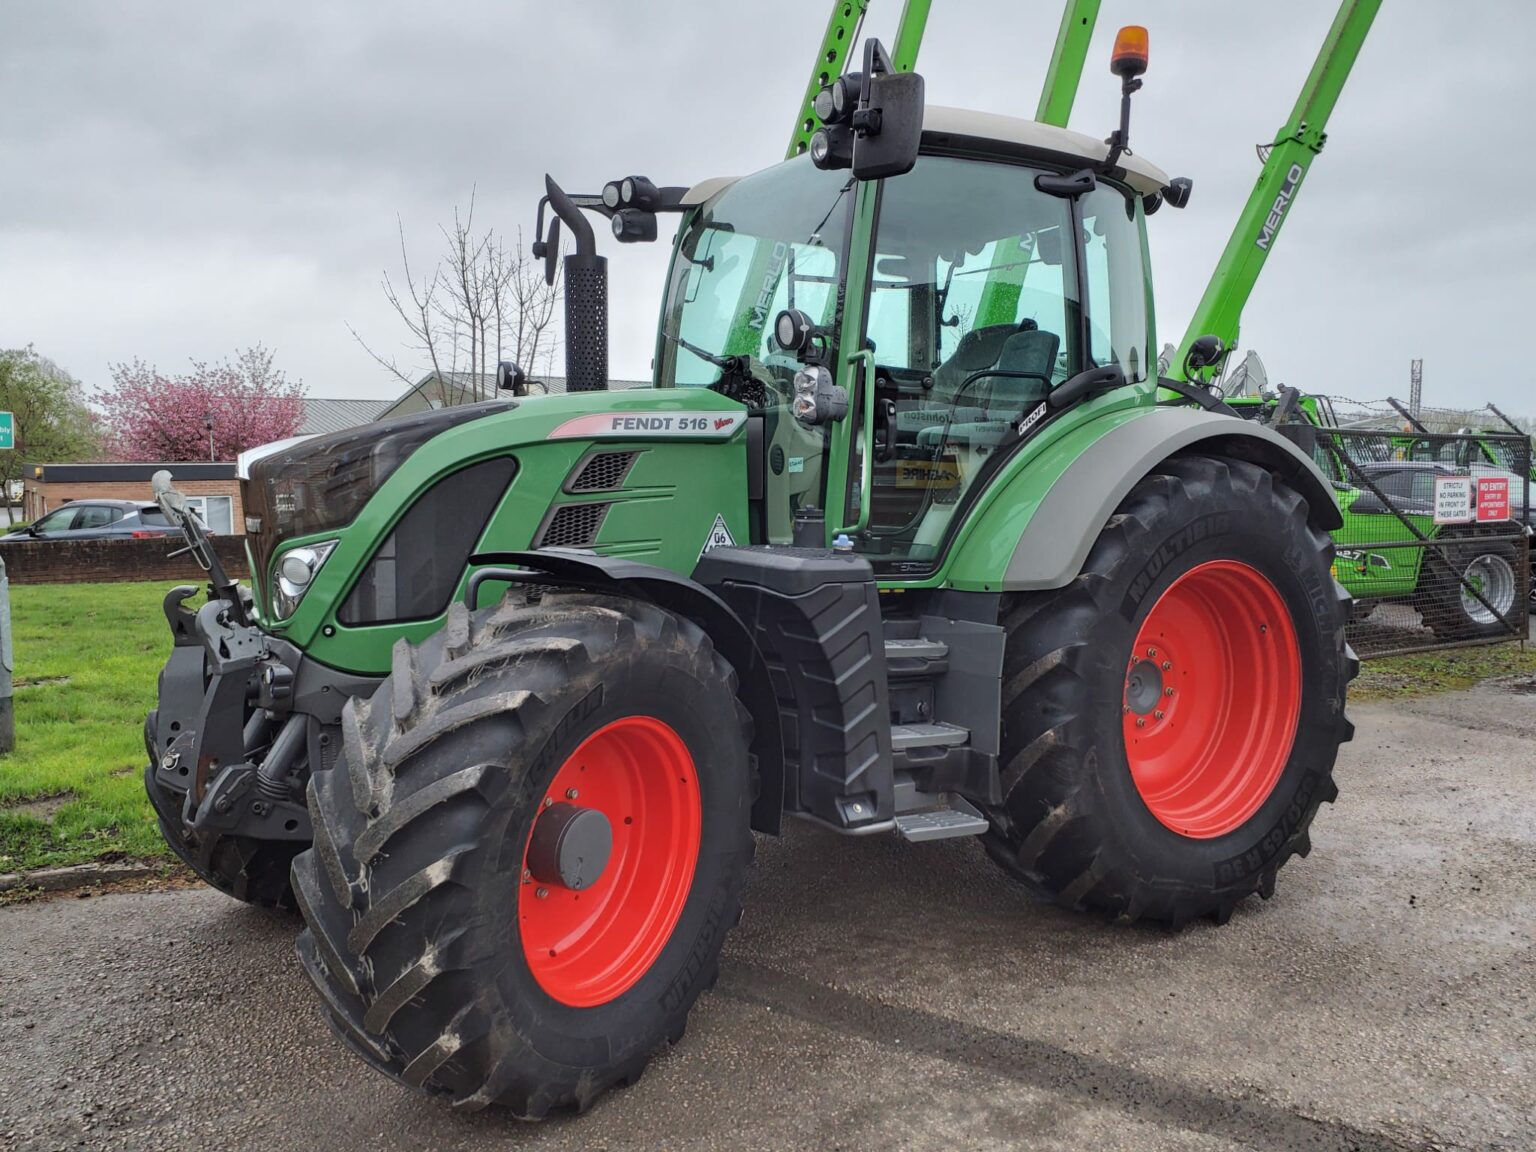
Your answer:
(146, 11), (1364, 1118)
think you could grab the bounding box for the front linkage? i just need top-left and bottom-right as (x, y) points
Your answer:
(143, 477), (375, 908)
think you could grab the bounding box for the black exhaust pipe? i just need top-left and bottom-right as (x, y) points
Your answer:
(544, 175), (608, 393)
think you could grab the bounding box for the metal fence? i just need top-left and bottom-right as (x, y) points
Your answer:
(1297, 428), (1532, 658)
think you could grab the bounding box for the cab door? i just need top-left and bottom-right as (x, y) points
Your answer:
(829, 156), (1152, 576)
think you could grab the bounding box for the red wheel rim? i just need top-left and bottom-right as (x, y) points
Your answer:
(519, 716), (701, 1007)
(1123, 560), (1301, 839)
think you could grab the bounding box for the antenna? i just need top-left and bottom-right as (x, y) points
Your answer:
(1409, 358), (1423, 419)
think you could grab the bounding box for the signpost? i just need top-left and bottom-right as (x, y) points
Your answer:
(0, 411), (13, 451)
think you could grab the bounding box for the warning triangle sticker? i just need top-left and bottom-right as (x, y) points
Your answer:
(699, 513), (735, 559)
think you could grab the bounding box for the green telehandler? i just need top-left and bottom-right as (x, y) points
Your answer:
(145, 3), (1370, 1118)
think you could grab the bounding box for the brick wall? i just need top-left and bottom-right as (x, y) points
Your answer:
(0, 536), (250, 585)
(22, 478), (244, 530)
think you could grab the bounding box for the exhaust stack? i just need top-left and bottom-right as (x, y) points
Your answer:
(542, 174), (609, 392)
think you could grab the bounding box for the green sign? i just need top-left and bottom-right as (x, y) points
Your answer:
(0, 412), (12, 451)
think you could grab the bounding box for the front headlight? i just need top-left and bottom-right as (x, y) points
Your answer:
(272, 541), (336, 620)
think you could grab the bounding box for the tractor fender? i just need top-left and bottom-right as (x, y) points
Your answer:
(467, 549), (785, 834)
(999, 406), (1341, 590)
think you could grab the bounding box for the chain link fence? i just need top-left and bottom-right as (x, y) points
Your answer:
(1296, 428), (1532, 658)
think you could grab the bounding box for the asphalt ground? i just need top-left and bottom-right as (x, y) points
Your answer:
(1, 685), (1533, 1152)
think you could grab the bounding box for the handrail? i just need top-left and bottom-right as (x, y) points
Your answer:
(837, 348), (877, 535)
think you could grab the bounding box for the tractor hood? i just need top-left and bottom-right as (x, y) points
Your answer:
(240, 386), (751, 672)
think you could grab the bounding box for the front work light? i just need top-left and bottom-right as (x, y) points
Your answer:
(611, 209), (658, 243)
(273, 540), (336, 620)
(792, 365), (849, 426)
(810, 125), (854, 171)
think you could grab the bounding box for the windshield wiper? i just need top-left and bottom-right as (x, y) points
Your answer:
(662, 328), (744, 374)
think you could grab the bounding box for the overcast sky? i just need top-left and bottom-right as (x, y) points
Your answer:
(2, 1), (1531, 415)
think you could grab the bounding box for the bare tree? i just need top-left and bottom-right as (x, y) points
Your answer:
(352, 190), (561, 404)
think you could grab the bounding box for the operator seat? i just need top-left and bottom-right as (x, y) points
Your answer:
(914, 327), (1061, 449)
(896, 320), (1038, 442)
(982, 328), (1059, 412)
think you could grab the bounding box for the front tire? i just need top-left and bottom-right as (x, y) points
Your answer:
(983, 455), (1356, 927)
(291, 591), (753, 1117)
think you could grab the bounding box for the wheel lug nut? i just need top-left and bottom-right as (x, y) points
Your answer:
(1135, 717), (1146, 728)
(1154, 710), (1165, 720)
(1146, 647), (1157, 658)
(542, 797), (553, 808)
(535, 887), (549, 900)
(522, 868), (531, 882)
(565, 788), (579, 800)
(1162, 661), (1171, 670)
(1122, 705), (1130, 715)
(1165, 686), (1175, 696)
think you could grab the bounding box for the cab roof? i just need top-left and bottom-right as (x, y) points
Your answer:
(682, 105), (1172, 205)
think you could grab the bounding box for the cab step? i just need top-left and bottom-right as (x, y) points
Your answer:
(892, 794), (990, 842)
(890, 721), (969, 751)
(884, 636), (950, 680)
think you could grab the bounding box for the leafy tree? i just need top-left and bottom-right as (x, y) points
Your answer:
(0, 348), (102, 521)
(100, 346), (306, 462)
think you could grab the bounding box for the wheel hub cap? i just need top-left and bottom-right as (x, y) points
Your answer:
(527, 803), (613, 891)
(1124, 659), (1165, 715)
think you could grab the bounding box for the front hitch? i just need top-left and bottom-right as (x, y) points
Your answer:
(147, 586), (311, 843)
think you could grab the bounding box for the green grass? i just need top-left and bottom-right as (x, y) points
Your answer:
(1351, 641), (1536, 701)
(0, 581), (176, 872)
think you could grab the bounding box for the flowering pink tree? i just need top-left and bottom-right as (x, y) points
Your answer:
(101, 346), (306, 462)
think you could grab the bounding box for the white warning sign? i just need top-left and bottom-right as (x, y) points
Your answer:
(1432, 476), (1473, 524)
(699, 513), (735, 559)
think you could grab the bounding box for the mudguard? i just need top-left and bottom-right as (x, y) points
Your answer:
(959, 406), (1342, 592)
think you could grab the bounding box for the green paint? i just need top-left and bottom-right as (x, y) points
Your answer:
(1035, 0), (1101, 126)
(263, 389), (749, 675)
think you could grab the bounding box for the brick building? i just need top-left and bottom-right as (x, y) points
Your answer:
(22, 462), (244, 534)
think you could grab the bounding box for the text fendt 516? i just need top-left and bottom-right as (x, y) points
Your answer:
(145, 7), (1371, 1118)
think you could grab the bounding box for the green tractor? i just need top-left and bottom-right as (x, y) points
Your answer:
(146, 25), (1356, 1118)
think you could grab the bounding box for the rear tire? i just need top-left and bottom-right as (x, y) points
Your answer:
(983, 455), (1356, 927)
(291, 591), (753, 1117)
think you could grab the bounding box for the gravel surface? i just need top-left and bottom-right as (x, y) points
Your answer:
(1, 687), (1532, 1151)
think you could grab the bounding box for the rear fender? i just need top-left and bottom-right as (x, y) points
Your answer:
(956, 407), (1341, 592)
(468, 549), (785, 834)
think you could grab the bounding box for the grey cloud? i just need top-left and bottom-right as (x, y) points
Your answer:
(1, 0), (1531, 415)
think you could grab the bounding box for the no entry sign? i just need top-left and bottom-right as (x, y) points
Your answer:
(1476, 476), (1511, 522)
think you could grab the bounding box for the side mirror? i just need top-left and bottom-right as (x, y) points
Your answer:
(853, 71), (924, 181)
(1184, 334), (1224, 374)
(497, 361), (528, 396)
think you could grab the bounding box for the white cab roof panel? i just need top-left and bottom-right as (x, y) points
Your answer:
(680, 106), (1173, 205)
(921, 106), (1170, 196)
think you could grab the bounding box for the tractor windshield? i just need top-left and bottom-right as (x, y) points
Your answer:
(657, 156), (857, 390)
